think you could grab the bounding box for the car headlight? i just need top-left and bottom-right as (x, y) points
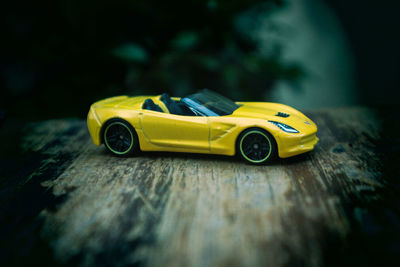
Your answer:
(269, 121), (299, 133)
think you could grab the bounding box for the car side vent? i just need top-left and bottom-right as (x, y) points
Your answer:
(275, 112), (290, 118)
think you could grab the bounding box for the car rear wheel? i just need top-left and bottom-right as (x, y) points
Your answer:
(237, 128), (276, 165)
(103, 119), (138, 156)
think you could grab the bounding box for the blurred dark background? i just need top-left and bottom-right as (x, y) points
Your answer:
(1, 0), (399, 120)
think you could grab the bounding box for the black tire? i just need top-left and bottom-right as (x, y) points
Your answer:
(102, 119), (139, 156)
(236, 128), (277, 165)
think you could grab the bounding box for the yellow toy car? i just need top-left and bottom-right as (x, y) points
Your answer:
(87, 89), (318, 164)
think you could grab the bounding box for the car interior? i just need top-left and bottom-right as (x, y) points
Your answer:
(142, 93), (197, 116)
(142, 99), (163, 112)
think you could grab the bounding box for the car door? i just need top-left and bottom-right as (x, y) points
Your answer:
(140, 110), (209, 151)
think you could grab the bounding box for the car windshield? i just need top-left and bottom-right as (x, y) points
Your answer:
(181, 89), (240, 116)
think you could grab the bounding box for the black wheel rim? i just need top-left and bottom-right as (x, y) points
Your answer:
(105, 122), (133, 154)
(240, 131), (271, 162)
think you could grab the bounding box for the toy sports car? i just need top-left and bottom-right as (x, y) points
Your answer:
(87, 89), (318, 164)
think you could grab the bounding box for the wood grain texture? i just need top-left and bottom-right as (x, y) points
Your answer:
(1, 107), (398, 267)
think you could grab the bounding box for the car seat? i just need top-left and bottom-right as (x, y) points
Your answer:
(160, 93), (196, 115)
(142, 99), (163, 112)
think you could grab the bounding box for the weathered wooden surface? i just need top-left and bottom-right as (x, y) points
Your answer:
(0, 107), (399, 267)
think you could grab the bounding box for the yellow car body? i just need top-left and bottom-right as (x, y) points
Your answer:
(87, 94), (318, 159)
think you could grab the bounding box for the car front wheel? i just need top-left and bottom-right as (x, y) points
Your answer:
(237, 128), (276, 164)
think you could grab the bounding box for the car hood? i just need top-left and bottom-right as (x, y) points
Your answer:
(232, 104), (283, 118)
(231, 102), (316, 131)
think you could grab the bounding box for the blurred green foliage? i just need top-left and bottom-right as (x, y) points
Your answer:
(2, 0), (302, 119)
